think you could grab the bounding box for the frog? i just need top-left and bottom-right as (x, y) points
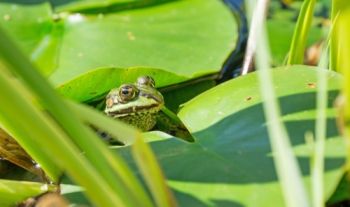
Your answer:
(104, 76), (193, 142)
(104, 76), (164, 131)
(0, 76), (163, 181)
(0, 76), (189, 179)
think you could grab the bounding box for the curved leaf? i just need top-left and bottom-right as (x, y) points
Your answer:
(56, 67), (187, 102)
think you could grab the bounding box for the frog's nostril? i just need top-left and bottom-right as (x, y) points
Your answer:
(106, 98), (114, 108)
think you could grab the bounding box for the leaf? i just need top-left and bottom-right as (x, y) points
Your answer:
(116, 65), (345, 206)
(330, 0), (350, 188)
(0, 179), (55, 207)
(132, 136), (178, 207)
(0, 3), (50, 55)
(0, 26), (152, 207)
(56, 67), (187, 102)
(287, 0), (316, 65)
(161, 79), (216, 112)
(48, 0), (238, 85)
(267, 2), (324, 66)
(1, 0), (238, 92)
(0, 2), (61, 76)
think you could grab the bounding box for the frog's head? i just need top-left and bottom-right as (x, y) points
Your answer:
(104, 76), (164, 118)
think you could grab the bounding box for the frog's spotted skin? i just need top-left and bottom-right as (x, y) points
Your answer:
(104, 76), (164, 131)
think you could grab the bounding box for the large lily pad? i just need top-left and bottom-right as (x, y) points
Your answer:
(50, 0), (237, 85)
(0, 0), (238, 87)
(115, 65), (344, 206)
(60, 66), (345, 206)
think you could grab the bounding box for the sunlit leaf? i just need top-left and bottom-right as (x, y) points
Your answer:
(0, 179), (55, 207)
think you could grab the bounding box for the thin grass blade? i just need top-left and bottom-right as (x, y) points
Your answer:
(330, 0), (350, 172)
(287, 0), (316, 65)
(0, 179), (55, 206)
(0, 70), (126, 206)
(312, 42), (329, 207)
(245, 0), (310, 207)
(0, 27), (152, 207)
(67, 100), (156, 206)
(132, 136), (178, 207)
(67, 100), (137, 145)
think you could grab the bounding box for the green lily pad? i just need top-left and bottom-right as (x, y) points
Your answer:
(56, 67), (188, 102)
(114, 65), (345, 206)
(50, 0), (237, 85)
(56, 66), (217, 109)
(60, 66), (345, 206)
(0, 3), (51, 56)
(1, 0), (238, 95)
(0, 2), (62, 76)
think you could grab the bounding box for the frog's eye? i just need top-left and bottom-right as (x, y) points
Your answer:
(137, 76), (155, 88)
(119, 84), (138, 102)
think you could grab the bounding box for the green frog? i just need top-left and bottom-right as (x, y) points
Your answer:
(0, 76), (190, 181)
(104, 76), (193, 141)
(104, 76), (164, 131)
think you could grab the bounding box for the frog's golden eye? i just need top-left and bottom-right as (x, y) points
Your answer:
(119, 84), (138, 102)
(137, 76), (155, 88)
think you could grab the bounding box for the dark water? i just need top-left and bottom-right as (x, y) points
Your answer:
(219, 0), (247, 82)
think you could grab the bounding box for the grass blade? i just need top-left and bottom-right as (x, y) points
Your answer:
(67, 100), (138, 145)
(330, 0), (350, 173)
(0, 75), (61, 180)
(67, 100), (156, 206)
(0, 27), (153, 207)
(312, 43), (329, 207)
(132, 136), (178, 207)
(287, 0), (316, 65)
(0, 179), (55, 206)
(0, 70), (125, 206)
(245, 0), (309, 206)
(311, 16), (341, 205)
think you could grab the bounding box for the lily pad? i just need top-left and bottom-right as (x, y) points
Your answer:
(50, 0), (237, 85)
(1, 0), (238, 95)
(61, 66), (345, 206)
(56, 66), (217, 111)
(0, 2), (62, 76)
(0, 3), (51, 56)
(115, 65), (345, 206)
(56, 67), (188, 102)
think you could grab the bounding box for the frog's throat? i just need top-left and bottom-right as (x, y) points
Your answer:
(106, 104), (162, 117)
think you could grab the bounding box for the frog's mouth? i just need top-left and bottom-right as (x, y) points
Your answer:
(106, 104), (162, 117)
